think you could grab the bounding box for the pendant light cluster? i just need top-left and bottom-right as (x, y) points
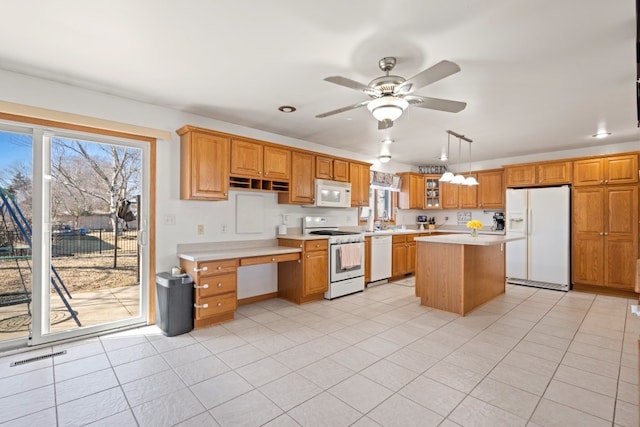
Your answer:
(439, 130), (478, 186)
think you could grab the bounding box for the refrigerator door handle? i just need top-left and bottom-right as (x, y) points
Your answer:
(528, 209), (532, 235)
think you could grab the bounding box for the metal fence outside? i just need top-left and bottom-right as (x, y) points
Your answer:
(52, 229), (138, 256)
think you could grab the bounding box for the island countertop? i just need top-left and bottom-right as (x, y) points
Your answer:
(414, 234), (524, 246)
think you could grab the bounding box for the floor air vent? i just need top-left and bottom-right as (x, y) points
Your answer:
(10, 350), (67, 367)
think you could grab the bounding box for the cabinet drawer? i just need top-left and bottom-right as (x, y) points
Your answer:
(240, 252), (300, 266)
(305, 240), (328, 251)
(191, 259), (237, 277)
(194, 292), (237, 319)
(195, 273), (237, 298)
(392, 235), (406, 244)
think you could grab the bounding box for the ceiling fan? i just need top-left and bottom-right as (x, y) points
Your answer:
(316, 57), (467, 130)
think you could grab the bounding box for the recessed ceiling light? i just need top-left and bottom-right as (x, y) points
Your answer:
(381, 138), (394, 144)
(592, 131), (611, 139)
(378, 154), (392, 163)
(278, 105), (296, 113)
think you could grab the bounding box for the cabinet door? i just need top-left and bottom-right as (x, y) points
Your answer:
(605, 186), (638, 290)
(315, 156), (333, 180)
(477, 170), (504, 208)
(263, 146), (290, 180)
(333, 159), (349, 182)
(364, 236), (371, 283)
(538, 161), (572, 185)
(424, 176), (440, 209)
(441, 181), (459, 209)
(350, 163), (370, 207)
(459, 174), (478, 208)
(181, 131), (229, 200)
(505, 165), (536, 187)
(572, 187), (605, 285)
(573, 158), (604, 186)
(392, 242), (407, 276)
(289, 151), (315, 204)
(406, 237), (417, 274)
(606, 154), (638, 185)
(303, 250), (328, 296)
(230, 139), (263, 177)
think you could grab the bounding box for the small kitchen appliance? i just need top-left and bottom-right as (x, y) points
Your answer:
(493, 212), (505, 231)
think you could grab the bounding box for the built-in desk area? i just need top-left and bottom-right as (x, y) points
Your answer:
(178, 238), (326, 328)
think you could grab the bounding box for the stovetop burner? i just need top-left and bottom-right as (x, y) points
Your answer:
(309, 230), (361, 236)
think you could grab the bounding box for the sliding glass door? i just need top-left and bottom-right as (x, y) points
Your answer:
(0, 123), (150, 350)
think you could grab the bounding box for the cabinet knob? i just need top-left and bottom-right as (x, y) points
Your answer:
(258, 171), (262, 175)
(604, 179), (608, 183)
(217, 302), (223, 307)
(217, 283), (223, 287)
(599, 232), (604, 236)
(604, 232), (609, 236)
(217, 266), (222, 270)
(306, 255), (310, 258)
(193, 266), (208, 272)
(194, 284), (209, 289)
(315, 244), (320, 247)
(271, 257), (276, 261)
(194, 303), (209, 309)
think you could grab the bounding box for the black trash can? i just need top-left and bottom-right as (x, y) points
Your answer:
(155, 272), (194, 336)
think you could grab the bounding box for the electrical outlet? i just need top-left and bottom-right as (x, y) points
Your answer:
(163, 214), (176, 225)
(221, 224), (228, 233)
(197, 224), (204, 235)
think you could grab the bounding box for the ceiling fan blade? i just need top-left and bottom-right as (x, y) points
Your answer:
(395, 60), (461, 94)
(408, 95), (467, 113)
(378, 119), (394, 130)
(315, 100), (370, 118)
(324, 76), (381, 96)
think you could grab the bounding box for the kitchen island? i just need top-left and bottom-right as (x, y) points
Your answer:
(414, 234), (523, 315)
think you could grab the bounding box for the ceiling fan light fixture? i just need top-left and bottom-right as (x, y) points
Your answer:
(367, 96), (408, 122)
(378, 154), (392, 163)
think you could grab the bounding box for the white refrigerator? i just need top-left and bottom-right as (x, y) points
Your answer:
(506, 186), (570, 291)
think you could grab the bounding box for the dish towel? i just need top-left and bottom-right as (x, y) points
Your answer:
(339, 244), (361, 269)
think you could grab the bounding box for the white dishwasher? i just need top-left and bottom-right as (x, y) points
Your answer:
(370, 235), (392, 283)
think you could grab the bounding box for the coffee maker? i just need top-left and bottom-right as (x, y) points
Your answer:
(493, 212), (505, 231)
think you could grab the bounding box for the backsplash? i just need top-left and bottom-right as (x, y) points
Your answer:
(396, 208), (502, 230)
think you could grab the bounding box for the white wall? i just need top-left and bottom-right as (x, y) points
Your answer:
(1, 68), (637, 273)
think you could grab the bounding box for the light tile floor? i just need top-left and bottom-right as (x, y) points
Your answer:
(0, 279), (638, 426)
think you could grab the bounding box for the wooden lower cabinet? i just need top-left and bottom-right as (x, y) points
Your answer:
(180, 258), (238, 328)
(391, 234), (418, 277)
(277, 239), (328, 303)
(572, 185), (638, 291)
(364, 236), (371, 284)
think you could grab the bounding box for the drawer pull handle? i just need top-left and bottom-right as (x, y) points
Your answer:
(217, 283), (223, 287)
(194, 284), (209, 289)
(217, 266), (222, 270)
(271, 257), (276, 261)
(217, 302), (223, 307)
(193, 266), (208, 272)
(194, 303), (208, 309)
(315, 244), (320, 248)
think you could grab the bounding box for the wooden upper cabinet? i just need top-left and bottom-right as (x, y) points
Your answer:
(574, 154), (638, 186)
(399, 173), (425, 209)
(505, 161), (572, 187)
(538, 161), (572, 185)
(505, 165), (536, 187)
(230, 139), (290, 180)
(459, 174), (478, 208)
(280, 151), (315, 205)
(316, 156), (349, 182)
(350, 162), (370, 207)
(477, 169), (504, 209)
(263, 146), (290, 180)
(441, 174), (477, 209)
(177, 127), (229, 201)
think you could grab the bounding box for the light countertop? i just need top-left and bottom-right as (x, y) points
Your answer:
(414, 234), (524, 246)
(276, 234), (330, 241)
(179, 245), (302, 262)
(364, 226), (505, 236)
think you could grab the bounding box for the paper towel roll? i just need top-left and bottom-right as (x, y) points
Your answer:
(278, 225), (287, 235)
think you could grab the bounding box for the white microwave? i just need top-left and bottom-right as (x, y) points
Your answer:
(313, 179), (352, 208)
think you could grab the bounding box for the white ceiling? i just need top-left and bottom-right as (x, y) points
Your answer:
(0, 1), (637, 165)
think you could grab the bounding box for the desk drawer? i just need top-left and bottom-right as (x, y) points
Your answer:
(195, 273), (237, 298)
(305, 240), (328, 251)
(240, 252), (300, 266)
(195, 292), (237, 319)
(191, 259), (237, 278)
(392, 235), (406, 244)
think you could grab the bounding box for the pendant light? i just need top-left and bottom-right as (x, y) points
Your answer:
(463, 138), (479, 186)
(450, 135), (466, 184)
(439, 133), (454, 182)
